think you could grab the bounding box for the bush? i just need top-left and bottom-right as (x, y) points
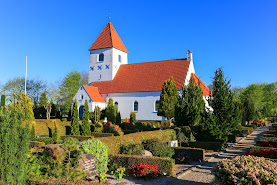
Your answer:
(250, 146), (277, 153)
(245, 149), (277, 159)
(130, 112), (136, 124)
(213, 155), (277, 184)
(60, 135), (94, 142)
(228, 134), (237, 143)
(260, 141), (277, 148)
(119, 143), (143, 155)
(182, 141), (223, 151)
(29, 141), (45, 148)
(260, 137), (277, 142)
(109, 154), (175, 176)
(174, 147), (205, 161)
(91, 133), (114, 137)
(79, 139), (109, 174)
(119, 122), (136, 130)
(98, 129), (176, 155)
(122, 130), (138, 135)
(103, 121), (124, 136)
(142, 138), (174, 158)
(242, 126), (254, 136)
(34, 137), (55, 145)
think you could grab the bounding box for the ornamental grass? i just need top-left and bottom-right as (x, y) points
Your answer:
(213, 155), (277, 185)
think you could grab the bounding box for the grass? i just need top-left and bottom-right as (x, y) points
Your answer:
(33, 119), (71, 136)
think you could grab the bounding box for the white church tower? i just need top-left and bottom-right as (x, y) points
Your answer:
(88, 22), (129, 84)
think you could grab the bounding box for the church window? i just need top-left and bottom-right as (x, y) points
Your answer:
(155, 100), (159, 112)
(118, 55), (121, 62)
(99, 53), (104, 62)
(81, 95), (84, 100)
(115, 102), (118, 110)
(134, 101), (138, 112)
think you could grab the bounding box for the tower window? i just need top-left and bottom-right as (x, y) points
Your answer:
(134, 101), (138, 112)
(155, 100), (159, 112)
(99, 53), (104, 62)
(118, 55), (121, 62)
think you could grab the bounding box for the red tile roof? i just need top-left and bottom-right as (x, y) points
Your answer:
(191, 73), (211, 96)
(90, 59), (190, 93)
(88, 22), (129, 53)
(83, 85), (105, 102)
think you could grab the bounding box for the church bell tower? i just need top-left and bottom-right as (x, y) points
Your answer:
(88, 22), (129, 84)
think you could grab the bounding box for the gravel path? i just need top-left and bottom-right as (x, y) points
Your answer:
(107, 125), (271, 185)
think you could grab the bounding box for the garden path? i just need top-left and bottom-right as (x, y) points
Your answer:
(107, 124), (270, 185)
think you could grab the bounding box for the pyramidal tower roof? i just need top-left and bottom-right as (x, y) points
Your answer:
(88, 22), (129, 53)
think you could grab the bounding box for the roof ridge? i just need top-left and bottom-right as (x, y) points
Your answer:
(120, 58), (188, 66)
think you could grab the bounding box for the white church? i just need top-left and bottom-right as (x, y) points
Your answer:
(73, 21), (211, 121)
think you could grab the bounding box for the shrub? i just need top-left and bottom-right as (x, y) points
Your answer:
(174, 151), (193, 164)
(30, 124), (36, 140)
(119, 143), (143, 155)
(182, 141), (223, 151)
(213, 155), (277, 185)
(130, 111), (136, 124)
(174, 147), (205, 161)
(109, 154), (175, 176)
(228, 134), (237, 143)
(119, 122), (136, 130)
(29, 141), (45, 148)
(103, 121), (124, 136)
(91, 133), (114, 137)
(250, 146), (277, 153)
(60, 135), (93, 142)
(142, 138), (174, 158)
(260, 141), (277, 148)
(245, 149), (277, 159)
(53, 123), (60, 143)
(34, 137), (55, 145)
(260, 137), (277, 142)
(79, 139), (109, 173)
(94, 122), (102, 133)
(128, 163), (159, 180)
(98, 129), (176, 155)
(242, 126), (254, 135)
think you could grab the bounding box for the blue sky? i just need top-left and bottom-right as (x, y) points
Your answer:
(0, 0), (276, 88)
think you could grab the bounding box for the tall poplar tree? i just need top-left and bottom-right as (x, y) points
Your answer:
(158, 77), (179, 125)
(71, 99), (80, 135)
(82, 100), (91, 136)
(175, 77), (206, 127)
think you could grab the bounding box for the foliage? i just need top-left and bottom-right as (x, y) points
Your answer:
(34, 137), (55, 145)
(130, 111), (136, 124)
(175, 151), (193, 164)
(82, 100), (91, 136)
(245, 149), (277, 159)
(53, 122), (60, 143)
(142, 138), (175, 158)
(71, 99), (80, 135)
(243, 95), (255, 124)
(2, 77), (25, 101)
(109, 154), (175, 176)
(79, 139), (109, 173)
(0, 109), (30, 184)
(103, 121), (124, 136)
(119, 143), (143, 155)
(174, 147), (205, 161)
(106, 98), (117, 124)
(116, 111), (121, 124)
(157, 77), (179, 125)
(98, 129), (176, 155)
(128, 163), (159, 180)
(31, 123), (36, 140)
(175, 77), (206, 127)
(91, 132), (113, 137)
(213, 155), (277, 185)
(97, 171), (107, 183)
(1, 95), (5, 107)
(109, 163), (118, 174)
(113, 167), (125, 181)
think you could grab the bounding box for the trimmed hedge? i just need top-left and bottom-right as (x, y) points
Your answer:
(260, 137), (277, 142)
(29, 141), (45, 148)
(182, 141), (223, 151)
(122, 130), (138, 135)
(98, 129), (176, 155)
(250, 146), (277, 152)
(174, 147), (205, 161)
(60, 135), (94, 142)
(33, 137), (55, 145)
(263, 134), (275, 137)
(242, 127), (254, 136)
(91, 133), (114, 137)
(109, 154), (175, 176)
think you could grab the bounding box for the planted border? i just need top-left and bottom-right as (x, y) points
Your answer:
(182, 141), (223, 151)
(29, 141), (45, 148)
(91, 133), (114, 137)
(174, 147), (205, 161)
(60, 135), (94, 142)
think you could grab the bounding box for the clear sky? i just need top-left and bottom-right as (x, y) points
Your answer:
(0, 0), (276, 88)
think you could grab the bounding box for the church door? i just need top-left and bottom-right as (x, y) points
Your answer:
(79, 105), (84, 120)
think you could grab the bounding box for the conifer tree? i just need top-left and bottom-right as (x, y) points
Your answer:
(71, 99), (80, 135)
(243, 95), (255, 124)
(1, 95), (5, 107)
(158, 77), (179, 125)
(82, 100), (91, 136)
(94, 106), (101, 123)
(175, 77), (206, 127)
(106, 98), (117, 123)
(116, 111), (121, 124)
(130, 111), (136, 125)
(30, 123), (36, 140)
(53, 122), (60, 143)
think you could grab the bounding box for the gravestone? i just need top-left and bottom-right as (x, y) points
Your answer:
(168, 140), (178, 147)
(79, 154), (97, 178)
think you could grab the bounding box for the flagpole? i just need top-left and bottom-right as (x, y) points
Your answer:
(25, 55), (27, 94)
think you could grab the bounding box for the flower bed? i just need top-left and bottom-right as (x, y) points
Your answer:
(128, 163), (159, 180)
(213, 155), (277, 184)
(260, 141), (277, 148)
(250, 146), (277, 153)
(260, 136), (277, 142)
(245, 149), (277, 159)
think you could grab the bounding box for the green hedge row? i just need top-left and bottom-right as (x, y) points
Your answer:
(98, 129), (176, 155)
(91, 133), (114, 137)
(29, 141), (45, 148)
(260, 137), (277, 142)
(242, 127), (254, 136)
(109, 154), (175, 177)
(60, 135), (94, 142)
(174, 147), (205, 161)
(182, 141), (223, 151)
(33, 137), (55, 145)
(122, 130), (138, 135)
(250, 146), (277, 152)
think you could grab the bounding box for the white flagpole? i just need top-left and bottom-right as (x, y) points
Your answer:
(25, 55), (27, 94)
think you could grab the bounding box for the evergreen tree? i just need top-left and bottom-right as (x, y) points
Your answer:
(82, 100), (91, 136)
(106, 98), (117, 123)
(233, 99), (243, 126)
(157, 77), (179, 125)
(53, 122), (60, 143)
(116, 111), (121, 124)
(0, 109), (30, 184)
(11, 92), (34, 121)
(30, 123), (36, 140)
(71, 99), (80, 135)
(1, 95), (5, 107)
(243, 95), (255, 124)
(94, 106), (101, 123)
(130, 111), (136, 125)
(175, 77), (206, 127)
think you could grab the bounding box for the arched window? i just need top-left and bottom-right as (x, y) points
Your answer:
(134, 101), (138, 112)
(115, 102), (118, 110)
(118, 55), (121, 62)
(155, 100), (159, 112)
(99, 53), (104, 62)
(81, 95), (84, 100)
